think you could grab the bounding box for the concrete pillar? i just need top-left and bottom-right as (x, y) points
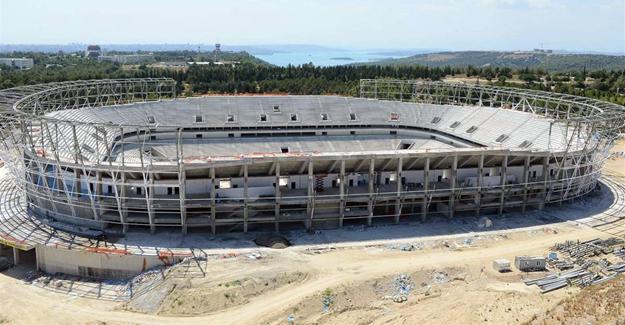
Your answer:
(148, 174), (155, 234)
(243, 164), (249, 233)
(306, 161), (314, 231)
(498, 155), (508, 216)
(367, 158), (375, 226)
(522, 155), (531, 213)
(448, 155), (458, 219)
(12, 247), (19, 265)
(121, 172), (128, 234)
(421, 157), (430, 222)
(540, 155), (550, 210)
(274, 162), (281, 232)
(394, 157), (403, 224)
(119, 127), (128, 234)
(210, 167), (216, 235)
(177, 129), (187, 234)
(476, 154), (484, 217)
(339, 160), (346, 228)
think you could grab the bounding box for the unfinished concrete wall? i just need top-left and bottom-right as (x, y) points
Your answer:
(35, 245), (171, 279)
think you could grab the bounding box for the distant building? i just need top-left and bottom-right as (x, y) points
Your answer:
(0, 58), (34, 69)
(98, 54), (155, 65)
(85, 45), (102, 58)
(214, 43), (221, 61)
(152, 61), (188, 69)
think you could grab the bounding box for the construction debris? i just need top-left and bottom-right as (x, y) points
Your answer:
(524, 237), (625, 293)
(477, 217), (493, 228)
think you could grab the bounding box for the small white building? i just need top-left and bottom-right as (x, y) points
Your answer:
(493, 259), (511, 272)
(515, 256), (546, 272)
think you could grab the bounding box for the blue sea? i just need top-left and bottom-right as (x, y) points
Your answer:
(254, 50), (405, 67)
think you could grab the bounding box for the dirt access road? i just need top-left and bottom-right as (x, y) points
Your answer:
(0, 223), (608, 325)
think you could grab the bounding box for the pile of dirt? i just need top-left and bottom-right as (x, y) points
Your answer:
(254, 234), (291, 249)
(158, 271), (307, 316)
(528, 274), (625, 325)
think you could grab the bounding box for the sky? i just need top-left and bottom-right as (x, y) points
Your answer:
(0, 0), (623, 53)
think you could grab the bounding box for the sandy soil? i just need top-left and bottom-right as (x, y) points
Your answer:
(528, 274), (625, 325)
(0, 222), (607, 325)
(0, 138), (622, 325)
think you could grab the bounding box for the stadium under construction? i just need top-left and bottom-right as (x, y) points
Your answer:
(0, 78), (623, 278)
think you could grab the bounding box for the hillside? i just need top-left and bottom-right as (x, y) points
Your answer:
(365, 51), (625, 71)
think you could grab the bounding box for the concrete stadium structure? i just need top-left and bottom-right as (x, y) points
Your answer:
(1, 78), (624, 239)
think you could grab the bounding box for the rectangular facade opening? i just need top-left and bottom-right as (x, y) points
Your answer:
(195, 115), (203, 123)
(320, 113), (329, 121)
(281, 147), (289, 153)
(349, 113), (357, 121)
(399, 142), (412, 149)
(390, 112), (399, 121)
(196, 134), (202, 139)
(259, 114), (267, 122)
(273, 105), (280, 113)
(147, 116), (156, 124)
(290, 113), (298, 122)
(226, 114), (235, 123)
(219, 179), (232, 189)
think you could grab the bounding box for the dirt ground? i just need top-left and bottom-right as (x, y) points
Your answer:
(0, 138), (622, 324)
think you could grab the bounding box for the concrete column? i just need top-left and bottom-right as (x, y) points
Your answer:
(95, 171), (102, 222)
(339, 160), (346, 228)
(448, 155), (458, 219)
(120, 172), (128, 234)
(210, 167), (216, 235)
(498, 155), (508, 216)
(421, 157), (430, 222)
(476, 154), (484, 217)
(540, 155), (550, 210)
(177, 129), (187, 234)
(306, 161), (314, 231)
(367, 158), (375, 226)
(148, 174), (155, 234)
(243, 164), (249, 233)
(120, 127), (128, 234)
(394, 157), (403, 224)
(274, 162), (281, 232)
(522, 155), (531, 213)
(12, 247), (19, 265)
